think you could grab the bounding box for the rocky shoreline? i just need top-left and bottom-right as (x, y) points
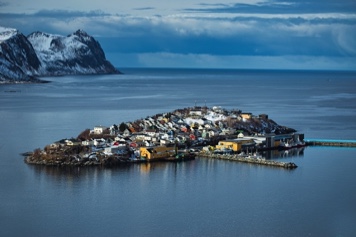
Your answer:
(24, 150), (195, 167)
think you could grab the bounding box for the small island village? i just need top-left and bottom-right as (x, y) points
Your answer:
(25, 106), (305, 169)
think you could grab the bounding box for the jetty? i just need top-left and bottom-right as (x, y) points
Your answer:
(305, 139), (356, 147)
(198, 152), (298, 169)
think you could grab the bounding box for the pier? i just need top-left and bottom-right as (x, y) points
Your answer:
(198, 152), (298, 169)
(305, 139), (356, 147)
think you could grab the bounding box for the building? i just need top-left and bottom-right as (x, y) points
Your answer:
(65, 139), (81, 146)
(140, 146), (176, 160)
(189, 109), (203, 117)
(215, 139), (255, 152)
(240, 113), (252, 120)
(92, 125), (107, 134)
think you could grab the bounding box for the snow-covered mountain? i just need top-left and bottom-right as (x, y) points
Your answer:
(0, 27), (119, 83)
(0, 26), (42, 83)
(28, 30), (118, 76)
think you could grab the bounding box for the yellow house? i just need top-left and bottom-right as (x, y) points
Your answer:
(240, 113), (252, 120)
(140, 146), (176, 160)
(216, 139), (254, 152)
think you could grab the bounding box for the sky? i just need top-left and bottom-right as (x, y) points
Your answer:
(1, 0), (356, 70)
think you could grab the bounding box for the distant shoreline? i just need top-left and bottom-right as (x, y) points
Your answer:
(0, 78), (50, 85)
(1, 71), (122, 85)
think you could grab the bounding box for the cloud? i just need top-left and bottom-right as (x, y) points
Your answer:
(33, 9), (110, 18)
(133, 7), (155, 11)
(190, 0), (356, 14)
(332, 26), (356, 55)
(2, 9), (355, 58)
(1, 5), (355, 69)
(0, 1), (8, 7)
(108, 52), (356, 70)
(98, 14), (356, 58)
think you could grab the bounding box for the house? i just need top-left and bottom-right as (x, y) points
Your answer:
(104, 146), (129, 155)
(221, 128), (236, 135)
(93, 138), (106, 147)
(160, 139), (173, 146)
(128, 127), (136, 133)
(132, 132), (146, 141)
(140, 146), (176, 160)
(123, 129), (131, 137)
(65, 139), (81, 146)
(189, 109), (202, 117)
(240, 113), (252, 120)
(109, 125), (118, 135)
(82, 139), (94, 146)
(181, 126), (189, 133)
(136, 141), (147, 147)
(112, 141), (127, 147)
(92, 125), (107, 135)
(49, 142), (62, 149)
(144, 129), (157, 137)
(104, 146), (119, 155)
(176, 118), (185, 124)
(215, 139), (255, 152)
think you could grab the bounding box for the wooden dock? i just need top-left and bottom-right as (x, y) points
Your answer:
(198, 152), (298, 169)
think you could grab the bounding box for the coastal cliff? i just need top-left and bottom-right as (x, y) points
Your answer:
(0, 26), (119, 83)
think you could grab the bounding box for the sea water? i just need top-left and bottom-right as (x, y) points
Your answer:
(0, 69), (355, 237)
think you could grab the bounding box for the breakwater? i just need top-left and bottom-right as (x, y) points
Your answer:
(305, 139), (356, 147)
(198, 152), (298, 169)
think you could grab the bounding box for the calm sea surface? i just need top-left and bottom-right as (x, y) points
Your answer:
(1, 69), (356, 237)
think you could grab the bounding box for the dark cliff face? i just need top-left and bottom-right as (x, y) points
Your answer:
(1, 28), (119, 83)
(0, 32), (41, 82)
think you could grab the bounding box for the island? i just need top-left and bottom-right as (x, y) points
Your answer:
(24, 106), (303, 169)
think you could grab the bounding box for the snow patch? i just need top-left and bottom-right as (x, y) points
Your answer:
(0, 26), (18, 42)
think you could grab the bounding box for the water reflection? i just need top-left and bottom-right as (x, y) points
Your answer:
(27, 160), (198, 181)
(26, 148), (303, 183)
(263, 147), (305, 159)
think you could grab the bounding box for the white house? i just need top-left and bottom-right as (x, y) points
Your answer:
(189, 109), (202, 116)
(65, 139), (80, 146)
(123, 129), (131, 137)
(104, 146), (119, 155)
(144, 129), (157, 137)
(82, 139), (94, 146)
(94, 138), (106, 147)
(92, 125), (107, 135)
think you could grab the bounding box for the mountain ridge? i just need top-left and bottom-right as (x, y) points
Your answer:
(0, 26), (119, 83)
